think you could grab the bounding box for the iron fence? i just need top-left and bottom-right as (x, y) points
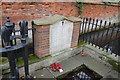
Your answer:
(0, 25), (35, 56)
(78, 17), (120, 55)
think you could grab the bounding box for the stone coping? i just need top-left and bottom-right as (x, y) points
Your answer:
(33, 15), (82, 26)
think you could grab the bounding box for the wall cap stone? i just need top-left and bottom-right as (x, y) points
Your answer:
(33, 15), (82, 26)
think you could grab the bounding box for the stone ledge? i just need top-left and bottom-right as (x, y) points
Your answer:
(33, 15), (82, 26)
(84, 44), (120, 63)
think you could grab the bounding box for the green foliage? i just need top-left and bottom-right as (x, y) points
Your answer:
(28, 54), (39, 61)
(0, 57), (8, 65)
(16, 54), (51, 66)
(16, 57), (24, 65)
(107, 59), (120, 73)
(0, 53), (50, 67)
(77, 41), (87, 48)
(76, 2), (84, 15)
(16, 54), (40, 65)
(103, 2), (120, 5)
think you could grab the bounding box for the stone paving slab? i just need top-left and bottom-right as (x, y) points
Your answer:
(32, 53), (119, 79)
(48, 54), (119, 78)
(74, 54), (119, 78)
(47, 54), (93, 78)
(31, 68), (55, 79)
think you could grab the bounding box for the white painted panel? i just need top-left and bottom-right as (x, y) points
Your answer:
(50, 20), (73, 54)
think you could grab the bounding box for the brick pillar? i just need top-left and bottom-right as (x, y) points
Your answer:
(34, 25), (50, 57)
(71, 22), (80, 48)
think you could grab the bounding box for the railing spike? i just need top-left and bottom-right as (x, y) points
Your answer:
(113, 23), (116, 28)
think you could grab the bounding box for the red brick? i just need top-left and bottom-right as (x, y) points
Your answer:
(34, 25), (50, 57)
(71, 22), (81, 48)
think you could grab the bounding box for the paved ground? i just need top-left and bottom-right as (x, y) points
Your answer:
(31, 53), (120, 80)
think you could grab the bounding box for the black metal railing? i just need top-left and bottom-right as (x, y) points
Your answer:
(0, 17), (36, 79)
(1, 25), (35, 55)
(78, 17), (120, 55)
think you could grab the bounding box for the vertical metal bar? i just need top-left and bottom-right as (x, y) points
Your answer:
(7, 53), (15, 76)
(116, 38), (120, 56)
(82, 18), (85, 41)
(94, 19), (98, 31)
(87, 17), (92, 43)
(108, 23), (115, 44)
(23, 45), (29, 78)
(81, 17), (85, 34)
(31, 21), (34, 54)
(110, 23), (116, 54)
(115, 26), (120, 38)
(89, 18), (94, 44)
(78, 21), (82, 44)
(84, 18), (88, 33)
(91, 19), (95, 32)
(84, 18), (88, 42)
(1, 36), (4, 47)
(100, 21), (107, 48)
(95, 20), (102, 47)
(106, 24), (115, 53)
(103, 22), (111, 52)
(104, 22), (111, 45)
(92, 19), (98, 46)
(10, 31), (13, 46)
(14, 30), (17, 45)
(10, 40), (13, 46)
(101, 21), (109, 51)
(13, 23), (16, 45)
(7, 52), (19, 79)
(87, 17), (92, 33)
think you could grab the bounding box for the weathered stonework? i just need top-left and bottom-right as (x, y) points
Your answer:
(33, 15), (82, 57)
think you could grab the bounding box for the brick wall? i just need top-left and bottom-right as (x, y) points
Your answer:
(1, 2), (54, 26)
(34, 25), (50, 57)
(81, 3), (119, 23)
(71, 22), (80, 48)
(1, 2), (119, 26)
(1, 2), (79, 26)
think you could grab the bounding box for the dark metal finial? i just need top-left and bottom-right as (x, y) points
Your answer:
(7, 16), (10, 22)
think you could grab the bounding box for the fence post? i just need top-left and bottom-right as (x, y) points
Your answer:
(84, 18), (88, 33)
(84, 18), (88, 42)
(115, 24), (120, 38)
(104, 22), (111, 45)
(13, 29), (17, 45)
(108, 23), (115, 44)
(87, 17), (91, 43)
(78, 21), (82, 44)
(82, 18), (85, 41)
(31, 21), (35, 54)
(95, 20), (103, 47)
(92, 19), (98, 46)
(87, 17), (92, 32)
(100, 21), (107, 48)
(81, 17), (85, 34)
(89, 18), (94, 44)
